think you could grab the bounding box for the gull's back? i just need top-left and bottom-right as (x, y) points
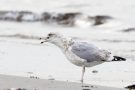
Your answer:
(71, 41), (109, 62)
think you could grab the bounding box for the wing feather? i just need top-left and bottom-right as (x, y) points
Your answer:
(71, 42), (101, 62)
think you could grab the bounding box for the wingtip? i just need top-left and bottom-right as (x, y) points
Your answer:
(112, 56), (126, 61)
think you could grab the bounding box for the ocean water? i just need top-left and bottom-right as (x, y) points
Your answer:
(0, 0), (135, 88)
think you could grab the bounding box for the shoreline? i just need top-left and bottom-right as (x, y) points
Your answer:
(0, 74), (126, 90)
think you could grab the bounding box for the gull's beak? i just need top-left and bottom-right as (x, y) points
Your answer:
(112, 56), (126, 61)
(40, 37), (47, 44)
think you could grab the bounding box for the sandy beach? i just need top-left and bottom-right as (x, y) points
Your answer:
(0, 74), (127, 90)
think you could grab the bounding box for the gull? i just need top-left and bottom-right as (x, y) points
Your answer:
(40, 32), (126, 84)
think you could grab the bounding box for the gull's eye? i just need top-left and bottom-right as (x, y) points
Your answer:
(47, 37), (49, 39)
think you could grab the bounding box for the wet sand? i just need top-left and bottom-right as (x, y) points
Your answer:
(0, 74), (126, 90)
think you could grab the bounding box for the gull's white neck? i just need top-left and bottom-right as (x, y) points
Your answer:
(50, 36), (73, 52)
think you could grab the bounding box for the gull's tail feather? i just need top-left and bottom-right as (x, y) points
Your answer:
(112, 56), (126, 61)
(125, 84), (135, 89)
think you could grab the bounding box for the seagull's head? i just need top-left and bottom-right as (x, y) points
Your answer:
(40, 32), (62, 44)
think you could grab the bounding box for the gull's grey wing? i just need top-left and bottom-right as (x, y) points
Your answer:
(71, 42), (105, 62)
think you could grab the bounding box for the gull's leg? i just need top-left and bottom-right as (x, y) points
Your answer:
(81, 65), (85, 84)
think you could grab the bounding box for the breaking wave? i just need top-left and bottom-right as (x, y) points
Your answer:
(0, 10), (113, 27)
